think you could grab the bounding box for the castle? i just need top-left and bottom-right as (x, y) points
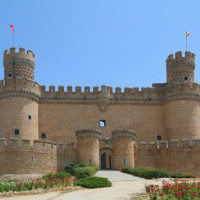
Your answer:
(0, 47), (200, 176)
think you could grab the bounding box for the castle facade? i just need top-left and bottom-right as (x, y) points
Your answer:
(0, 47), (200, 175)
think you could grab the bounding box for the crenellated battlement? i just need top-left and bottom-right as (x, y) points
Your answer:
(136, 138), (200, 150)
(112, 130), (136, 138)
(4, 47), (35, 63)
(76, 129), (101, 138)
(0, 138), (57, 151)
(166, 51), (195, 66)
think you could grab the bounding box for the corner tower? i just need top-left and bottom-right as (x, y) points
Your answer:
(0, 47), (40, 140)
(166, 51), (195, 84)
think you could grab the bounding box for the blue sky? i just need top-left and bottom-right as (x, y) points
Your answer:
(1, 0), (200, 91)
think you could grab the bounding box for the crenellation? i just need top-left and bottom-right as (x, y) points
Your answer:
(159, 140), (168, 149)
(49, 85), (55, 92)
(67, 86), (73, 92)
(93, 86), (99, 93)
(115, 87), (121, 94)
(84, 86), (90, 93)
(75, 86), (81, 93)
(58, 86), (64, 93)
(19, 47), (25, 54)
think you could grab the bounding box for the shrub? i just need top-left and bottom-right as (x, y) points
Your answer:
(65, 163), (87, 175)
(74, 166), (97, 178)
(122, 167), (169, 179)
(171, 173), (196, 178)
(74, 177), (112, 188)
(42, 171), (71, 180)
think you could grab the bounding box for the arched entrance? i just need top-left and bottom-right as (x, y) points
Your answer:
(100, 148), (113, 169)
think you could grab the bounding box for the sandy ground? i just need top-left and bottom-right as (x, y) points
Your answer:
(2, 179), (162, 200)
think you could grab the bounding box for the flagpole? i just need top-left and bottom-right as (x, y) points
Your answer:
(186, 35), (187, 51)
(13, 31), (14, 47)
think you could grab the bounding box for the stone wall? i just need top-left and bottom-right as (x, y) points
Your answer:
(0, 138), (57, 175)
(135, 139), (200, 176)
(57, 143), (77, 172)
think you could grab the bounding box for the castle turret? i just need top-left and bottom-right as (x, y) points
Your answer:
(163, 51), (200, 140)
(4, 47), (35, 82)
(166, 51), (195, 84)
(112, 130), (135, 170)
(0, 48), (40, 140)
(76, 129), (101, 168)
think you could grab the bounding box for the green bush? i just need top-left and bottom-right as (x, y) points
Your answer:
(65, 163), (87, 175)
(171, 173), (196, 178)
(122, 167), (169, 179)
(74, 166), (97, 178)
(74, 177), (112, 188)
(42, 171), (71, 180)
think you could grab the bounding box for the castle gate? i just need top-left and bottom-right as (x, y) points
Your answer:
(100, 148), (113, 169)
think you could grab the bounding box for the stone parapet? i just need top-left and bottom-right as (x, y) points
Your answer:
(75, 129), (101, 139)
(112, 130), (136, 138)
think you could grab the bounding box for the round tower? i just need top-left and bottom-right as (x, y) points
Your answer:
(163, 51), (200, 140)
(76, 129), (101, 168)
(166, 51), (195, 84)
(3, 47), (35, 82)
(0, 47), (40, 140)
(112, 130), (135, 171)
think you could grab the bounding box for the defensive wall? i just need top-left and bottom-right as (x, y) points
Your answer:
(135, 138), (200, 176)
(0, 138), (57, 175)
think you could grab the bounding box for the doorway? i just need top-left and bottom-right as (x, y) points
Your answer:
(101, 152), (111, 169)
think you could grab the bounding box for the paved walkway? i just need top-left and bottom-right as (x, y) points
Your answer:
(95, 170), (145, 182)
(3, 171), (159, 200)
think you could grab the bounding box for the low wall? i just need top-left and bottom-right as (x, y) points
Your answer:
(0, 138), (57, 175)
(135, 138), (200, 175)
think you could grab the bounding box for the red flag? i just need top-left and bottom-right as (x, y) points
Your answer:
(10, 25), (14, 32)
(186, 31), (189, 37)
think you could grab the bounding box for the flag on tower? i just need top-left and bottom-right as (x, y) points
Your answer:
(186, 31), (189, 37)
(10, 25), (14, 32)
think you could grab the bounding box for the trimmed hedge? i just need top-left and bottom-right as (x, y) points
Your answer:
(74, 166), (97, 178)
(171, 173), (196, 178)
(122, 167), (169, 179)
(74, 177), (112, 188)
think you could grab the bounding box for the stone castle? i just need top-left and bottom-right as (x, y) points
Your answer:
(0, 47), (200, 175)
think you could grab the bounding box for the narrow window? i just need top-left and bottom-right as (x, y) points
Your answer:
(41, 133), (46, 138)
(184, 77), (188, 81)
(99, 120), (106, 127)
(123, 159), (126, 166)
(157, 135), (162, 141)
(15, 129), (19, 135)
(54, 158), (57, 164)
(28, 115), (32, 120)
(8, 73), (12, 77)
(30, 155), (35, 163)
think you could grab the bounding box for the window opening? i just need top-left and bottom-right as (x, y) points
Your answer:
(184, 77), (188, 81)
(8, 73), (12, 77)
(99, 120), (106, 127)
(28, 115), (32, 120)
(41, 133), (46, 138)
(15, 129), (19, 135)
(157, 135), (162, 141)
